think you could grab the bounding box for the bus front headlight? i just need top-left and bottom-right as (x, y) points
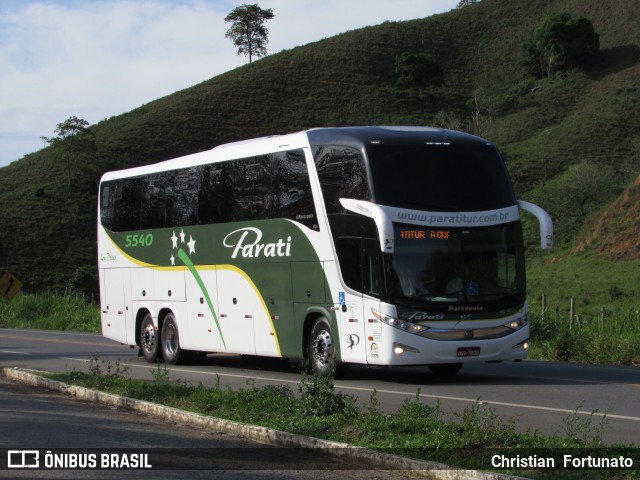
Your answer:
(371, 309), (428, 334)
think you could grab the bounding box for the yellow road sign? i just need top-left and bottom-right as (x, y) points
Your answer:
(0, 272), (23, 300)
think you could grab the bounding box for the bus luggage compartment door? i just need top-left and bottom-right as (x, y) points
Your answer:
(217, 268), (256, 355)
(100, 268), (132, 344)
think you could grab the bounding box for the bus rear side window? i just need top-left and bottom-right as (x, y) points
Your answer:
(100, 148), (318, 232)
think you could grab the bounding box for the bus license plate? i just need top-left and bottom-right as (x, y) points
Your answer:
(457, 347), (480, 357)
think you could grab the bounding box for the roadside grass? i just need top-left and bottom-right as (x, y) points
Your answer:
(44, 358), (637, 479)
(529, 304), (640, 365)
(526, 253), (640, 366)
(0, 292), (100, 332)
(526, 254), (640, 322)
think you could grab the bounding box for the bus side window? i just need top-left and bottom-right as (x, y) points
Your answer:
(363, 238), (382, 296)
(199, 163), (232, 225)
(100, 182), (117, 230)
(315, 145), (371, 215)
(231, 156), (272, 221)
(272, 149), (317, 229)
(142, 172), (171, 229)
(119, 178), (144, 231)
(335, 237), (361, 291)
(335, 237), (382, 297)
(170, 167), (200, 227)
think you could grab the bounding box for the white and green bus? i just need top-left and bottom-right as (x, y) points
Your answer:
(98, 126), (552, 376)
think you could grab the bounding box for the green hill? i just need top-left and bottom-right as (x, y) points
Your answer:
(1, 0), (639, 300)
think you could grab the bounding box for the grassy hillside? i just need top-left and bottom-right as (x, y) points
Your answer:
(574, 175), (640, 259)
(1, 0), (639, 302)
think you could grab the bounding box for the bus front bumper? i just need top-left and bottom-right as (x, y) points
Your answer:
(367, 322), (530, 367)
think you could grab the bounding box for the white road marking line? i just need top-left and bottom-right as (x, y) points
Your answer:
(340, 385), (640, 421)
(0, 350), (31, 355)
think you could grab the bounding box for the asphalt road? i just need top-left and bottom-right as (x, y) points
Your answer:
(0, 374), (411, 479)
(1, 328), (639, 446)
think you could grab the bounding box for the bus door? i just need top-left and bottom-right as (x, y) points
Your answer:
(361, 238), (384, 365)
(335, 289), (366, 365)
(332, 237), (382, 365)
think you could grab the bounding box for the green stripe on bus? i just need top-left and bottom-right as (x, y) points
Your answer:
(177, 248), (227, 350)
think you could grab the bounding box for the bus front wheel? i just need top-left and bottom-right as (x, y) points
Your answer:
(140, 313), (160, 363)
(161, 313), (182, 365)
(309, 317), (336, 376)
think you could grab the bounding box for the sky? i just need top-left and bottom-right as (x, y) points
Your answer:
(0, 0), (459, 167)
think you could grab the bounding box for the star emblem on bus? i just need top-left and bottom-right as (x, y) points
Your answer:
(170, 229), (196, 264)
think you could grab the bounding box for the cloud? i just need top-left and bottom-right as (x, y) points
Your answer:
(1, 1), (232, 114)
(0, 0), (457, 167)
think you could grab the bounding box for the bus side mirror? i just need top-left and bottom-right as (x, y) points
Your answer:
(339, 198), (395, 253)
(517, 200), (553, 250)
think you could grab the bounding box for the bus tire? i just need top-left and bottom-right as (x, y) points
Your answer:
(140, 313), (160, 363)
(160, 313), (182, 365)
(428, 362), (463, 377)
(309, 317), (338, 376)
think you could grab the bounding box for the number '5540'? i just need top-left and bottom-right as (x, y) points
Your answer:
(125, 233), (153, 247)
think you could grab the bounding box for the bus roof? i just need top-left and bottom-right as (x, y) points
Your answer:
(99, 130), (309, 182)
(100, 126), (493, 182)
(306, 126), (493, 148)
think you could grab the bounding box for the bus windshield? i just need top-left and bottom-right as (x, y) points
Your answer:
(367, 143), (516, 211)
(388, 223), (525, 310)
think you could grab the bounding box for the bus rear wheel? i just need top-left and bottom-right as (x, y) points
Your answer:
(140, 313), (160, 363)
(161, 313), (182, 365)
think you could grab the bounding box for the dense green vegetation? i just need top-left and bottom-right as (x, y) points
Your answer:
(1, 0), (638, 331)
(526, 254), (640, 365)
(46, 359), (636, 478)
(0, 293), (99, 332)
(524, 12), (600, 79)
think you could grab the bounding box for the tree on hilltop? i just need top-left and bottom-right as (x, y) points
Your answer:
(456, 0), (480, 8)
(43, 116), (93, 187)
(224, 3), (275, 64)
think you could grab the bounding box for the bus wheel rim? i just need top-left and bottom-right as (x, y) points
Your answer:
(142, 324), (155, 353)
(312, 329), (332, 366)
(164, 324), (177, 355)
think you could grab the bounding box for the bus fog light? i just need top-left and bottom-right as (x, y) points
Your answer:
(512, 339), (529, 350)
(393, 343), (420, 355)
